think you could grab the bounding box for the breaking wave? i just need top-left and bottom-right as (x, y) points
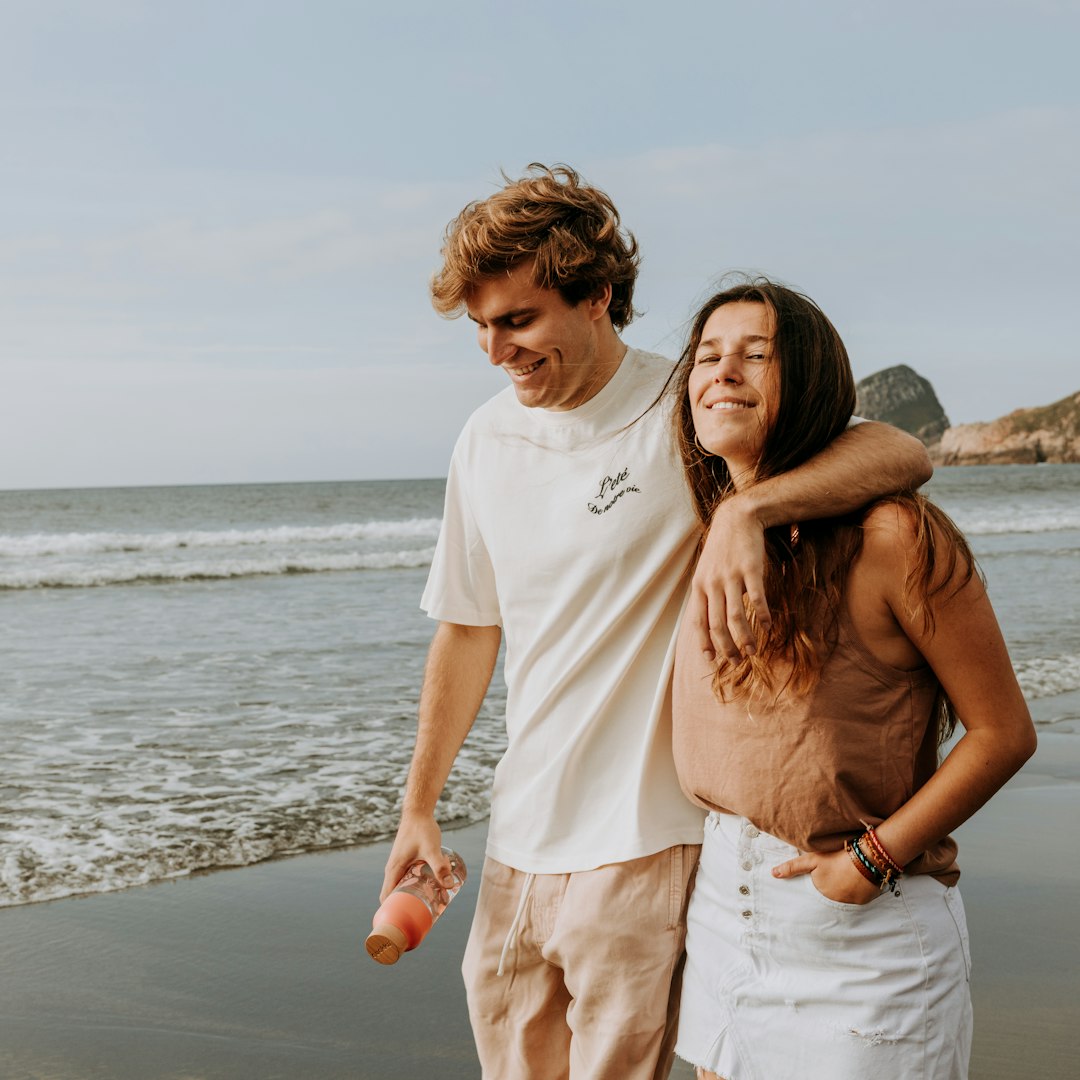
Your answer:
(0, 548), (436, 589)
(952, 507), (1080, 536)
(0, 519), (441, 558)
(1015, 653), (1080, 701)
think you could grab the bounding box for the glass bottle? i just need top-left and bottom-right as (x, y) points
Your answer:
(365, 847), (467, 965)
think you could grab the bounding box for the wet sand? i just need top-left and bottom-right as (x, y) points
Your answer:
(1, 733), (1077, 1078)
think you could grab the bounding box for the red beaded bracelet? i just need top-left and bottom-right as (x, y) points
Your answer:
(863, 826), (903, 876)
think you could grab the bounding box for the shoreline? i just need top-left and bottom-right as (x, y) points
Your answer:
(0, 822), (491, 1080)
(2, 738), (1078, 1078)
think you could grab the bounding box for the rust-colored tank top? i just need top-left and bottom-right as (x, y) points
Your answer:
(672, 605), (959, 884)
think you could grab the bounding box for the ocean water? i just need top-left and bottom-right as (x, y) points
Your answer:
(2, 466), (1078, 907)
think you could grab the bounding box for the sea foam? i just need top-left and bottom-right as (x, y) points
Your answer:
(0, 548), (437, 589)
(0, 518), (442, 558)
(1014, 653), (1080, 700)
(952, 507), (1080, 536)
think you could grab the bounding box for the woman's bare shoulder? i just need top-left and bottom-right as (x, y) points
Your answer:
(857, 499), (920, 564)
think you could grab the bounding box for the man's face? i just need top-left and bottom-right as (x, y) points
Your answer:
(466, 261), (608, 411)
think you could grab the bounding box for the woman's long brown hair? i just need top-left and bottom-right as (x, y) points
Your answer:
(670, 279), (976, 741)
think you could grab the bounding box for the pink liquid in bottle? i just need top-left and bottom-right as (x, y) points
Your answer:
(365, 848), (467, 965)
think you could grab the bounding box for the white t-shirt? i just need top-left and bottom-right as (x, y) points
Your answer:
(422, 348), (707, 874)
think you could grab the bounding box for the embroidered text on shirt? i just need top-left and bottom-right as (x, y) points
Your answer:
(588, 467), (642, 516)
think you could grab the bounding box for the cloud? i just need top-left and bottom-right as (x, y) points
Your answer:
(615, 106), (1079, 240)
(593, 107), (1078, 422)
(111, 213), (432, 282)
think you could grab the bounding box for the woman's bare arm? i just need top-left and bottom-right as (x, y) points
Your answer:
(772, 505), (1036, 902)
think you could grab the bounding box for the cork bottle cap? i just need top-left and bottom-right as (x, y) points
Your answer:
(365, 923), (409, 965)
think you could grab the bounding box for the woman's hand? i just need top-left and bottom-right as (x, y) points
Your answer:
(772, 849), (882, 905)
(688, 497), (769, 662)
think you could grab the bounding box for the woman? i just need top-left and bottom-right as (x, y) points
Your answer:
(669, 280), (1036, 1079)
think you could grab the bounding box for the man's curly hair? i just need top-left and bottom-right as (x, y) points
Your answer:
(430, 163), (640, 329)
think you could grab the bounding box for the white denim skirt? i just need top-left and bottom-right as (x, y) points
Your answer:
(677, 812), (973, 1080)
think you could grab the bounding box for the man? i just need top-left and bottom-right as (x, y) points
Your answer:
(382, 164), (931, 1079)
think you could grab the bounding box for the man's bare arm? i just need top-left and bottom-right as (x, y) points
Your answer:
(379, 620), (501, 900)
(691, 422), (933, 661)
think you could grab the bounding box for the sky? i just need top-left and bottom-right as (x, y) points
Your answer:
(2, 0), (1078, 490)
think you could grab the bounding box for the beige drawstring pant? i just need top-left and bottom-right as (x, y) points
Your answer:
(461, 844), (701, 1080)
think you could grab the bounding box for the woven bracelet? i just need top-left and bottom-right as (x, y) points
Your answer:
(864, 826), (904, 876)
(854, 834), (902, 894)
(845, 838), (882, 886)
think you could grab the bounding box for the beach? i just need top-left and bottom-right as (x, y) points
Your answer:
(2, 729), (1078, 1079)
(2, 468), (1076, 910)
(2, 468), (1078, 1077)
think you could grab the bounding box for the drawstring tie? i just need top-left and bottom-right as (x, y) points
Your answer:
(496, 872), (534, 977)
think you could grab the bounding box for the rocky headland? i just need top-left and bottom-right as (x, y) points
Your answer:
(932, 391), (1080, 466)
(854, 365), (1079, 466)
(855, 365), (950, 448)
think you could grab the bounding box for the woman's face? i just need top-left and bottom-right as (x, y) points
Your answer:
(688, 300), (778, 484)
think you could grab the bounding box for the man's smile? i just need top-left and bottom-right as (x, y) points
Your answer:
(506, 358), (546, 378)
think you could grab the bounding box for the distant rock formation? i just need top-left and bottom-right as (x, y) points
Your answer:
(932, 391), (1080, 465)
(855, 365), (950, 447)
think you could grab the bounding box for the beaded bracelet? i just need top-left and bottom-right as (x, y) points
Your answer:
(855, 834), (891, 878)
(863, 826), (903, 876)
(854, 833), (901, 894)
(851, 835), (885, 884)
(847, 834), (902, 894)
(845, 838), (880, 886)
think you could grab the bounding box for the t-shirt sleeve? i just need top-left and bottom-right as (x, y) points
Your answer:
(420, 446), (502, 627)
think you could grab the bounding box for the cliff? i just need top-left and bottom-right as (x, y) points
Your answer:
(932, 391), (1080, 466)
(854, 365), (950, 447)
